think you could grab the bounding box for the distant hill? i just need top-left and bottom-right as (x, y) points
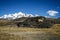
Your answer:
(0, 16), (60, 28)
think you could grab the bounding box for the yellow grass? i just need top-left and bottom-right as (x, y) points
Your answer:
(0, 24), (60, 35)
(0, 24), (60, 40)
(0, 27), (50, 32)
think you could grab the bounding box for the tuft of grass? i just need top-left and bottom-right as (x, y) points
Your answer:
(50, 24), (60, 36)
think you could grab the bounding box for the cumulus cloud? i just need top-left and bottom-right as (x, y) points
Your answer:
(0, 12), (39, 19)
(47, 10), (59, 16)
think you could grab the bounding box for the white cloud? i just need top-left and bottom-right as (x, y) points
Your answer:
(35, 14), (39, 17)
(0, 12), (39, 19)
(47, 10), (59, 16)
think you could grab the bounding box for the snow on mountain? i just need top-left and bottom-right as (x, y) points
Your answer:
(0, 12), (39, 20)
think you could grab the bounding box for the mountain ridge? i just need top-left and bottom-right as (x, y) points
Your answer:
(0, 16), (60, 28)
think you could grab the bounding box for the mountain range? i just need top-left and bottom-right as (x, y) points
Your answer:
(0, 16), (60, 28)
(0, 12), (39, 20)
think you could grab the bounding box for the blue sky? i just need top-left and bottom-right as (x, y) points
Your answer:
(0, 0), (60, 18)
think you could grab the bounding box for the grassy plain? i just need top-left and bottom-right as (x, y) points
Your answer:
(0, 24), (60, 40)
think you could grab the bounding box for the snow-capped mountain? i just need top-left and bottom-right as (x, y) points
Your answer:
(0, 12), (39, 20)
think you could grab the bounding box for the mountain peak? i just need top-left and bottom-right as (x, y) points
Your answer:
(0, 12), (39, 20)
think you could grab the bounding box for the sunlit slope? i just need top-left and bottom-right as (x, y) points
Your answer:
(50, 24), (60, 35)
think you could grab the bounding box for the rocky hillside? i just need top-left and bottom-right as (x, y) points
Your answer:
(0, 16), (60, 28)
